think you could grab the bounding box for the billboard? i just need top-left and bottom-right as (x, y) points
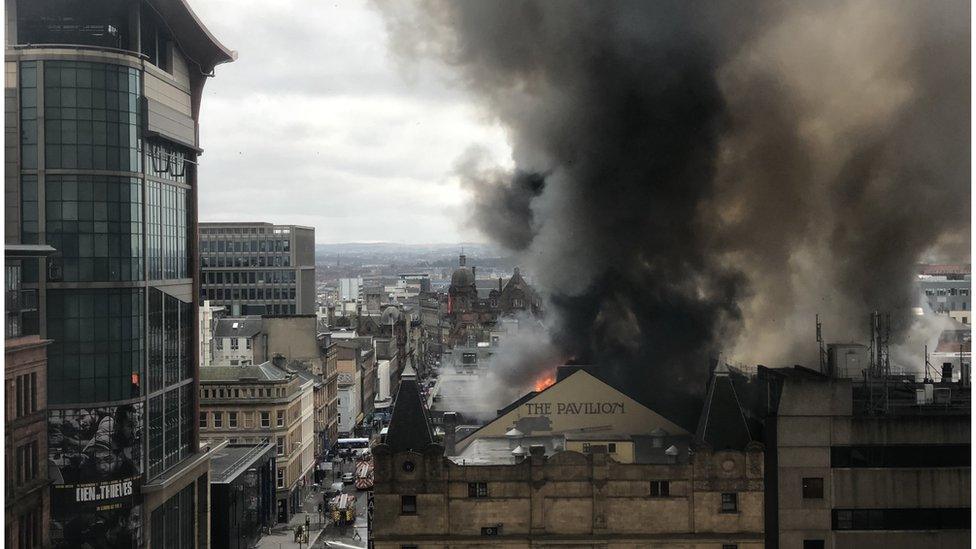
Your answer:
(48, 403), (143, 549)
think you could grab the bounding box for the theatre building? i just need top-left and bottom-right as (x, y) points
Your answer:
(372, 365), (764, 548)
(5, 0), (234, 546)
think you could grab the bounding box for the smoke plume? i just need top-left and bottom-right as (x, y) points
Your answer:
(378, 1), (970, 423)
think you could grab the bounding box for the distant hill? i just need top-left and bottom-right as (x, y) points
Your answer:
(315, 242), (504, 257)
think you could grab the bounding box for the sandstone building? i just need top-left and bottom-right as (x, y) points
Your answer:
(371, 365), (764, 548)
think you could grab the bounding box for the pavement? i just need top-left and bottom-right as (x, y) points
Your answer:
(255, 459), (368, 549)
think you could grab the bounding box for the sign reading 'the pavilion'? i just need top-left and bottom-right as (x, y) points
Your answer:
(523, 401), (626, 415)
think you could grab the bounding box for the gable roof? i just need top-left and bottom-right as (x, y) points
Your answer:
(455, 368), (690, 452)
(385, 370), (433, 452)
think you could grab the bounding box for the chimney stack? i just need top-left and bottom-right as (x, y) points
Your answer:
(443, 412), (458, 456)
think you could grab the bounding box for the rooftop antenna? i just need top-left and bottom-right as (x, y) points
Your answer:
(924, 344), (933, 382)
(817, 314), (828, 375)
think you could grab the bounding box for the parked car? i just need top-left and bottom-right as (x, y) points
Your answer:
(341, 472), (355, 484)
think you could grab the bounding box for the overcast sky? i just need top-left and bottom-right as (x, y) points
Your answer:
(191, 0), (511, 244)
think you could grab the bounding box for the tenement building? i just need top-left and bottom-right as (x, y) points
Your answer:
(5, 0), (233, 546)
(199, 362), (316, 523)
(372, 365), (765, 548)
(5, 245), (54, 549)
(199, 222), (316, 315)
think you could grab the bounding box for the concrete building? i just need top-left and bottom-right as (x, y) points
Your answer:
(5, 246), (54, 549)
(199, 362), (316, 523)
(5, 0), (233, 545)
(199, 222), (316, 315)
(263, 314), (338, 455)
(209, 442), (277, 549)
(372, 366), (765, 548)
(339, 277), (362, 302)
(336, 338), (377, 436)
(212, 316), (266, 366)
(916, 264), (971, 318)
(199, 299), (226, 368)
(760, 365), (971, 549)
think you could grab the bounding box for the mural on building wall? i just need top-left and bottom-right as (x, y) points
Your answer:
(48, 403), (143, 549)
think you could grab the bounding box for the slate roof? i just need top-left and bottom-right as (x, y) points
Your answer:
(695, 363), (754, 450)
(385, 366), (434, 452)
(200, 361), (289, 382)
(214, 317), (263, 339)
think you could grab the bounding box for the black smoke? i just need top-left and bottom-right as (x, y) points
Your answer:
(377, 1), (970, 425)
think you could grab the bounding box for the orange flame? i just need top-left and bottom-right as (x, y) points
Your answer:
(533, 372), (556, 392)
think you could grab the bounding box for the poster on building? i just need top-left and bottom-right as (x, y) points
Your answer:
(48, 403), (143, 549)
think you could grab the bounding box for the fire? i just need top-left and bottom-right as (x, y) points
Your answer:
(533, 372), (556, 392)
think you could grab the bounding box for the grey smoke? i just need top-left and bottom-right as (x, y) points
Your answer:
(378, 1), (970, 424)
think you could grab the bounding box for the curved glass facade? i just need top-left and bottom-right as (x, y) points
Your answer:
(43, 61), (141, 172)
(45, 175), (143, 282)
(46, 288), (144, 404)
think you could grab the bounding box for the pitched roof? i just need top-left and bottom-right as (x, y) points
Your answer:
(385, 370), (433, 452)
(695, 363), (754, 450)
(200, 361), (289, 382)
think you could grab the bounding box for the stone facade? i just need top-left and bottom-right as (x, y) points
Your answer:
(199, 366), (316, 523)
(371, 443), (764, 548)
(4, 335), (51, 549)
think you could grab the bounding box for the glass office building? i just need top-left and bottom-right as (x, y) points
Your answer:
(6, 0), (234, 546)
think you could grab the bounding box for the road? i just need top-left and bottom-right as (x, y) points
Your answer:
(314, 458), (369, 548)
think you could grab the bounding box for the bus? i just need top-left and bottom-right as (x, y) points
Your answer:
(333, 438), (369, 456)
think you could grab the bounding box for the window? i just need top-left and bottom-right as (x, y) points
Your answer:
(261, 411), (271, 427)
(831, 444), (970, 467)
(14, 372), (37, 418)
(16, 441), (38, 485)
(277, 468), (285, 489)
(803, 541), (825, 549)
(400, 495), (417, 514)
(215, 338), (223, 350)
(650, 480), (670, 497)
(18, 507), (40, 549)
(722, 545), (738, 549)
(832, 508), (969, 530)
(468, 482), (488, 498)
(213, 412), (222, 428)
(608, 442), (617, 453)
(246, 338), (252, 350)
(277, 436), (285, 456)
(277, 410), (285, 427)
(802, 477), (824, 499)
(229, 412), (238, 428)
(231, 338), (239, 350)
(720, 493), (738, 513)
(199, 412), (207, 428)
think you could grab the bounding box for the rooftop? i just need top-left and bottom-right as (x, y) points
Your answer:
(200, 361), (289, 383)
(210, 443), (275, 484)
(214, 316), (263, 339)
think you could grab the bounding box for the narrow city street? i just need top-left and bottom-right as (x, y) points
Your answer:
(254, 458), (368, 549)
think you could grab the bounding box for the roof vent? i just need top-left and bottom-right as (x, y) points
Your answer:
(505, 428), (523, 438)
(664, 445), (679, 456)
(511, 445), (526, 456)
